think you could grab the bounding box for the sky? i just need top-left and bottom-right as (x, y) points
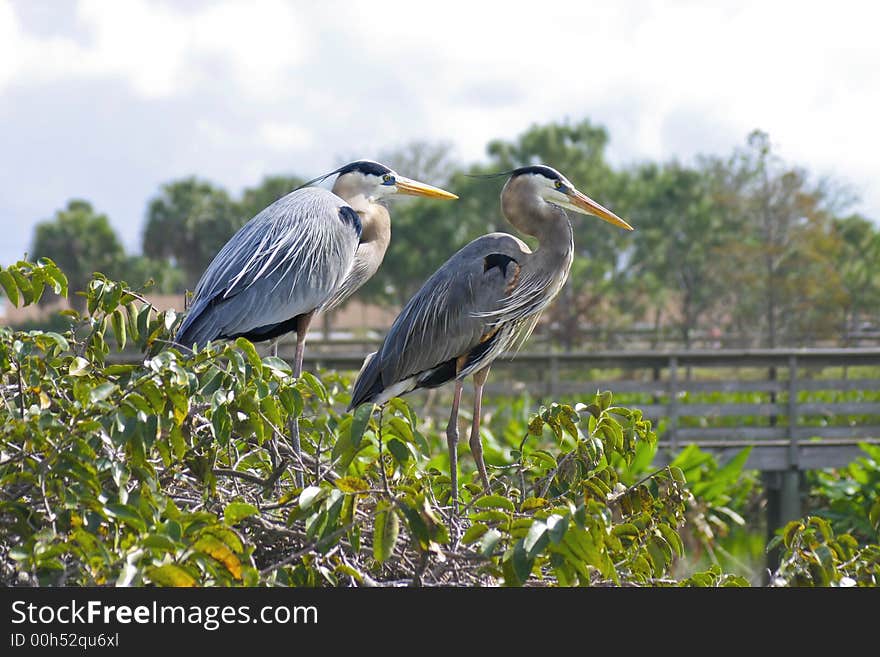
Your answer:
(1, 0), (879, 266)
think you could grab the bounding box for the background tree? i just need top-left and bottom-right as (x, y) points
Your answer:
(238, 174), (305, 221)
(628, 161), (727, 349)
(833, 214), (880, 342)
(30, 200), (126, 311)
(142, 178), (242, 290)
(116, 255), (186, 295)
(708, 131), (849, 346)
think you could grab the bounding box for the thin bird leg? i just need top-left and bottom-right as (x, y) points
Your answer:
(288, 310), (316, 488)
(469, 366), (491, 492)
(446, 380), (464, 513)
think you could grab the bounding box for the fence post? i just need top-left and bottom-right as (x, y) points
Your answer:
(668, 355), (679, 453)
(781, 354), (801, 523)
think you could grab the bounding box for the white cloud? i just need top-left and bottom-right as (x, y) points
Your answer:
(259, 121), (312, 151)
(1, 0), (879, 268)
(0, 0), (309, 99)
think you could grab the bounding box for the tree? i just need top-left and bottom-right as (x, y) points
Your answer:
(238, 174), (305, 222)
(30, 200), (126, 311)
(116, 255), (186, 295)
(142, 178), (242, 289)
(832, 214), (880, 342)
(708, 131), (849, 346)
(628, 161), (727, 349)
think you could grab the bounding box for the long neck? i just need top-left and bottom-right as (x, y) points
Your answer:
(501, 182), (574, 264)
(325, 183), (392, 307)
(331, 182), (392, 253)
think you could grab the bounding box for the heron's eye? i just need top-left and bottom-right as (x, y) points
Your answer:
(554, 180), (563, 190)
(382, 174), (394, 185)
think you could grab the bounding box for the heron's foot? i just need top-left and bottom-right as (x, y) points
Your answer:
(446, 500), (465, 544)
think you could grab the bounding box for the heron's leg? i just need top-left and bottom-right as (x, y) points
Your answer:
(288, 311), (315, 488)
(469, 366), (491, 492)
(446, 380), (464, 513)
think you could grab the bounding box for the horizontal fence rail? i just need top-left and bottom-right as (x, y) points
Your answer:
(284, 347), (880, 472)
(117, 345), (880, 473)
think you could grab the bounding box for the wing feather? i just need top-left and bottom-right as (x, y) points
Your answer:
(376, 233), (531, 386)
(176, 187), (359, 346)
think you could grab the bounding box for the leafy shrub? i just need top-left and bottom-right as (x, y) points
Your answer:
(769, 516), (879, 586)
(806, 444), (880, 545)
(0, 260), (873, 587)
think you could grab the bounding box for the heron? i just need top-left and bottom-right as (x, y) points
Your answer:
(348, 165), (633, 506)
(174, 160), (457, 483)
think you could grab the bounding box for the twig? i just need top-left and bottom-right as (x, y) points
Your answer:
(15, 358), (24, 419)
(212, 468), (271, 487)
(539, 449), (577, 499)
(258, 523), (354, 576)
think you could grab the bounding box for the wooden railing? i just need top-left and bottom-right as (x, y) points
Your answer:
(287, 346), (880, 470)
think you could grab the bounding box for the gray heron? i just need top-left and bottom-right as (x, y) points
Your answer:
(348, 165), (632, 506)
(174, 160), (457, 483)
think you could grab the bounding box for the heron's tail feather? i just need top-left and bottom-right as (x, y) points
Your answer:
(174, 299), (222, 350)
(348, 351), (384, 411)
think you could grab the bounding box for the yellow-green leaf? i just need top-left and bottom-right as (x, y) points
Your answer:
(194, 535), (242, 580)
(146, 564), (196, 587)
(373, 507), (399, 564)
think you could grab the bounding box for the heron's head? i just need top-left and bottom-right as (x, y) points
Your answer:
(504, 165), (633, 231)
(330, 160), (458, 203)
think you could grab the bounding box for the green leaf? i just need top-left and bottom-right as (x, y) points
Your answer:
(68, 357), (90, 376)
(235, 337), (263, 375)
(546, 514), (568, 544)
(142, 534), (178, 552)
(105, 503), (146, 533)
(462, 523), (489, 545)
(10, 268), (35, 305)
(299, 486), (325, 510)
(0, 270), (20, 306)
(658, 524), (684, 558)
(350, 403), (372, 449)
(480, 528), (502, 556)
(146, 564), (196, 587)
(89, 383), (117, 403)
(335, 477), (369, 493)
(870, 500), (880, 531)
(523, 521), (549, 558)
(373, 507), (400, 564)
(263, 356), (292, 376)
(469, 510), (510, 523)
(224, 502), (259, 525)
(474, 495), (515, 511)
(111, 308), (127, 350)
(299, 371), (327, 401)
(510, 539), (534, 584)
(521, 496), (548, 511)
(387, 437), (409, 464)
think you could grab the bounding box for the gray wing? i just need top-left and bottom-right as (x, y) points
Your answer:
(176, 187), (360, 347)
(378, 232), (531, 386)
(321, 240), (381, 312)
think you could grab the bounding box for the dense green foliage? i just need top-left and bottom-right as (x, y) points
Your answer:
(10, 118), (879, 349)
(2, 262), (878, 587)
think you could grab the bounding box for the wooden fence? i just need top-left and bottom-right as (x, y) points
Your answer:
(293, 345), (880, 467)
(290, 345), (880, 533)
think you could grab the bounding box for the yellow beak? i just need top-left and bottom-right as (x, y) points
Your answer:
(570, 189), (634, 231)
(394, 176), (458, 200)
